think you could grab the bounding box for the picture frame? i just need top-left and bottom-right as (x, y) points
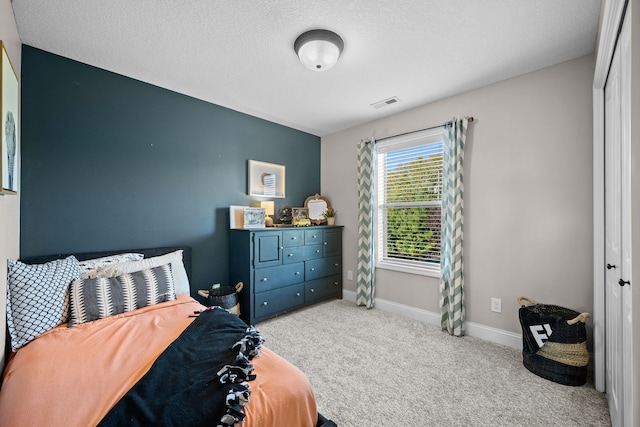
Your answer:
(243, 207), (266, 229)
(248, 160), (285, 198)
(1, 41), (19, 195)
(292, 207), (310, 226)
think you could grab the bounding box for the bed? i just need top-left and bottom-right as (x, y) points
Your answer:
(0, 246), (335, 427)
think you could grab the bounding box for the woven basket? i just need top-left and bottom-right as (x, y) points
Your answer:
(198, 282), (243, 315)
(517, 296), (590, 386)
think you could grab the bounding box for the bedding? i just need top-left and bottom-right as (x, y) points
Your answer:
(0, 296), (318, 426)
(99, 302), (264, 426)
(1, 247), (331, 427)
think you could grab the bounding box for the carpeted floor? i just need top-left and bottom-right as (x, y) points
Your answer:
(257, 299), (611, 427)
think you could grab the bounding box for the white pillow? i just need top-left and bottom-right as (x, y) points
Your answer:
(96, 250), (190, 295)
(78, 253), (144, 279)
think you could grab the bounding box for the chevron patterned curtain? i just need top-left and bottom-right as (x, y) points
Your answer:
(440, 117), (469, 336)
(356, 139), (376, 308)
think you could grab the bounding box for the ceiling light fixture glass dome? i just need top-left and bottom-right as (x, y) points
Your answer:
(294, 29), (344, 72)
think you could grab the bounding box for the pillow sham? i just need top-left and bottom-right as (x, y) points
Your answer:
(95, 250), (190, 295)
(69, 264), (176, 327)
(78, 253), (144, 279)
(6, 256), (80, 351)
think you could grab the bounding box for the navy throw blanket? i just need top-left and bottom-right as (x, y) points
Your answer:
(99, 307), (263, 427)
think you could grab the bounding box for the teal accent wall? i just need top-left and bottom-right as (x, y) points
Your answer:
(19, 45), (321, 293)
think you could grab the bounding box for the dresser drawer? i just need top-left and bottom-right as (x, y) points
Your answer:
(305, 256), (341, 281)
(305, 244), (323, 260)
(305, 275), (342, 304)
(282, 229), (305, 247)
(282, 245), (307, 264)
(254, 262), (304, 293)
(254, 284), (305, 319)
(304, 229), (323, 245)
(283, 244), (322, 263)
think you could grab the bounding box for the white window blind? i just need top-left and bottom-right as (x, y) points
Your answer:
(376, 128), (444, 276)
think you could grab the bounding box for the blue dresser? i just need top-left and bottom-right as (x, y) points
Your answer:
(229, 226), (343, 325)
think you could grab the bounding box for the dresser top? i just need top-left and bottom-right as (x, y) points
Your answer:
(230, 225), (343, 232)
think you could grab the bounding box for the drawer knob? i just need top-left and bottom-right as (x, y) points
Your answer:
(334, 263), (339, 267)
(295, 271), (300, 275)
(312, 235), (317, 238)
(316, 250), (320, 253)
(262, 301), (268, 306)
(261, 278), (268, 282)
(334, 281), (339, 286)
(310, 288), (315, 293)
(296, 292), (301, 297)
(310, 267), (315, 271)
(280, 246), (284, 250)
(324, 242), (327, 245)
(292, 237), (297, 240)
(288, 253), (293, 257)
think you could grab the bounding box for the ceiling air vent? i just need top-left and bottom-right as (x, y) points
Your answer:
(371, 96), (401, 109)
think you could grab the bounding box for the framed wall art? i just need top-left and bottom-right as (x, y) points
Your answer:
(1, 41), (19, 195)
(248, 160), (285, 198)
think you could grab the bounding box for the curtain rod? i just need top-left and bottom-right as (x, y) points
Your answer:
(372, 116), (474, 143)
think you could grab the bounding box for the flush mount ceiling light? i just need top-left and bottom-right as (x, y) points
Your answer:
(294, 29), (344, 72)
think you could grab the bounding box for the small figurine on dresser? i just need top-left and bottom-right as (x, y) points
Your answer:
(279, 205), (293, 224)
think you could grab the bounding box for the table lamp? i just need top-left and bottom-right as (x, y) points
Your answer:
(260, 201), (275, 226)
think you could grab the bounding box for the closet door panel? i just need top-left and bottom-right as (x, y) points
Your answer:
(604, 36), (622, 427)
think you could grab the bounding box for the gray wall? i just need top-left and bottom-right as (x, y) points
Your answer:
(20, 46), (321, 293)
(322, 55), (594, 336)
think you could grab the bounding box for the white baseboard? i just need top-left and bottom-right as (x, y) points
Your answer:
(342, 289), (521, 349)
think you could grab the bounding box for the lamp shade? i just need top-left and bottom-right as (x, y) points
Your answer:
(294, 29), (344, 71)
(260, 201), (275, 216)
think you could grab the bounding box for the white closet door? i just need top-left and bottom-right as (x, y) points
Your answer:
(618, 11), (633, 427)
(604, 11), (633, 427)
(604, 37), (623, 427)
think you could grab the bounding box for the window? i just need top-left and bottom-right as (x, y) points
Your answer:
(376, 127), (443, 277)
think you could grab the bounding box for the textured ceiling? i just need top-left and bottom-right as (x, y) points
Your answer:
(12, 1), (601, 136)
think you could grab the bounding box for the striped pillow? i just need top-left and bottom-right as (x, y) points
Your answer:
(69, 264), (176, 327)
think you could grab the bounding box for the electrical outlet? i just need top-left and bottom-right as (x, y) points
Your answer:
(347, 270), (353, 280)
(491, 298), (502, 313)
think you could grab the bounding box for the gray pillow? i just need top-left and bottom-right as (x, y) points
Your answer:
(69, 263), (176, 327)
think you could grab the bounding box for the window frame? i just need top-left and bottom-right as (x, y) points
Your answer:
(375, 127), (444, 278)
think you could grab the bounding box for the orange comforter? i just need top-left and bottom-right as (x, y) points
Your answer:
(0, 295), (317, 427)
